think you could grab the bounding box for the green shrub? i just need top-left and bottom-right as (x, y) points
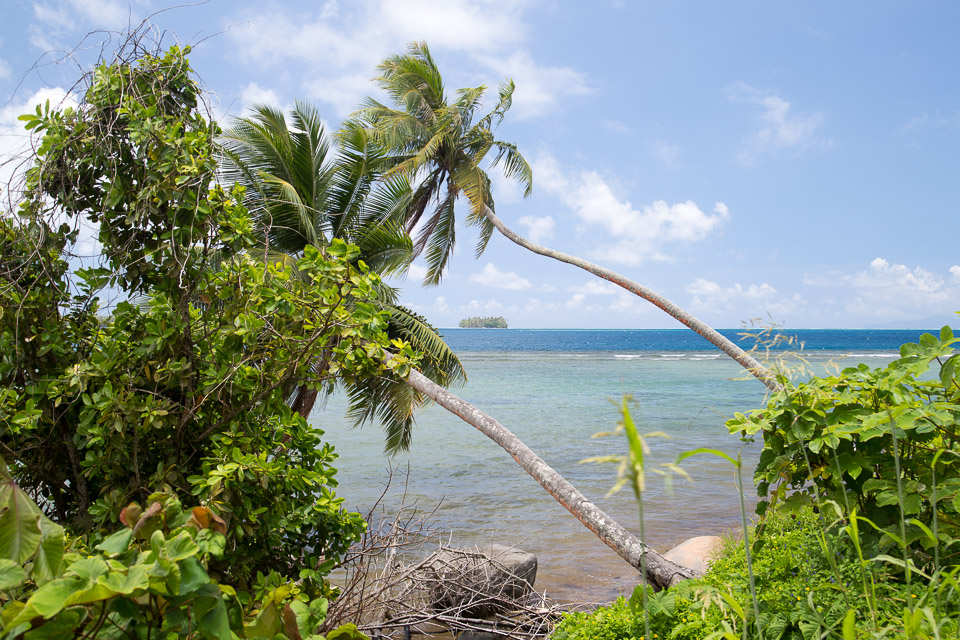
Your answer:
(0, 45), (419, 595)
(0, 461), (368, 639)
(550, 507), (960, 639)
(551, 597), (648, 640)
(727, 327), (960, 551)
(553, 323), (960, 640)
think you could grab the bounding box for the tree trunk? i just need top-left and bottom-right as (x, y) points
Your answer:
(481, 206), (783, 393)
(391, 355), (700, 589)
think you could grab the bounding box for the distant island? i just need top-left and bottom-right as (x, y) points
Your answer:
(459, 316), (508, 328)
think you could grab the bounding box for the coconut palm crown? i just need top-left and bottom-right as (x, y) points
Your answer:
(354, 41), (534, 285)
(219, 101), (464, 452)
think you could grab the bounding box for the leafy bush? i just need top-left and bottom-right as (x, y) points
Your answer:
(551, 507), (960, 639)
(727, 326), (960, 550)
(0, 461), (368, 639)
(0, 45), (418, 594)
(550, 596), (649, 640)
(552, 327), (960, 639)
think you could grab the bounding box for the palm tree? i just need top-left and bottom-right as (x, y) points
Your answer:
(219, 101), (465, 451)
(359, 43), (780, 392)
(352, 43), (782, 584)
(352, 42), (533, 285)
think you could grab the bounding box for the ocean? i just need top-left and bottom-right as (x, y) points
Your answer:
(312, 328), (940, 602)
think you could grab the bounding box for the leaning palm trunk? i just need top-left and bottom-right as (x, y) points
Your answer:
(481, 206), (783, 393)
(389, 354), (700, 589)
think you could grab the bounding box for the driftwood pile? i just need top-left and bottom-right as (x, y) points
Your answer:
(322, 471), (591, 639)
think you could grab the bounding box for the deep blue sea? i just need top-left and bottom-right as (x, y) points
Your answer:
(314, 328), (942, 601)
(437, 327), (936, 353)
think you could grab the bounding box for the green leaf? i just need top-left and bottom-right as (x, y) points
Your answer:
(66, 557), (108, 581)
(245, 598), (282, 638)
(98, 564), (149, 595)
(33, 517), (65, 584)
(842, 610), (856, 640)
(940, 354), (957, 389)
(326, 623), (369, 640)
(95, 528), (133, 556)
(177, 556), (209, 594)
(940, 325), (954, 342)
(23, 607), (86, 640)
(22, 575), (88, 619)
(0, 558), (28, 590)
(0, 476), (44, 564)
(675, 447), (740, 468)
(197, 595), (232, 640)
(164, 531), (200, 561)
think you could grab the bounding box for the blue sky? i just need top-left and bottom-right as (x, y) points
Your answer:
(2, 0), (958, 329)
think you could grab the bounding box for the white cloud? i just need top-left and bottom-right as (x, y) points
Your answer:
(469, 262), (532, 290)
(460, 298), (507, 314)
(0, 58), (10, 80)
(66, 0), (131, 27)
(650, 141), (681, 168)
(805, 258), (960, 322)
(478, 50), (590, 119)
(609, 291), (655, 314)
(405, 263), (430, 284)
(727, 82), (828, 165)
(687, 278), (778, 301)
(604, 120), (631, 133)
(227, 0), (580, 117)
(570, 280), (620, 296)
(534, 152), (729, 265)
(489, 168), (526, 204)
(686, 277), (804, 318)
(375, 0), (526, 53)
(898, 111), (960, 136)
(29, 0), (137, 50)
(899, 113), (929, 136)
(433, 296), (451, 314)
(239, 82), (282, 111)
(517, 215), (554, 244)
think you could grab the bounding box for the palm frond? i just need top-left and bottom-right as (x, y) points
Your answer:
(353, 219), (413, 277)
(491, 140), (533, 198)
(477, 80), (516, 131)
(452, 163), (496, 258)
(419, 190), (457, 286)
(342, 300), (466, 453)
(359, 173), (414, 232)
(383, 302), (466, 389)
(344, 374), (420, 453)
(454, 85), (486, 125)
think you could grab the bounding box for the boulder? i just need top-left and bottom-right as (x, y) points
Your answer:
(425, 544), (537, 618)
(663, 535), (724, 575)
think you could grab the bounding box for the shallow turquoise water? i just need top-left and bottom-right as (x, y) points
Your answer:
(312, 349), (899, 601)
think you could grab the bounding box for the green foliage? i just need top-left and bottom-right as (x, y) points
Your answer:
(356, 42), (533, 285)
(551, 597), (648, 640)
(0, 462), (368, 639)
(555, 327), (960, 640)
(219, 102), (466, 452)
(727, 326), (960, 550)
(550, 507), (960, 640)
(0, 44), (419, 593)
(458, 316), (508, 328)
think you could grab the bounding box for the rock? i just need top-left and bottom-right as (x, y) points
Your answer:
(663, 535), (724, 575)
(425, 544), (538, 618)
